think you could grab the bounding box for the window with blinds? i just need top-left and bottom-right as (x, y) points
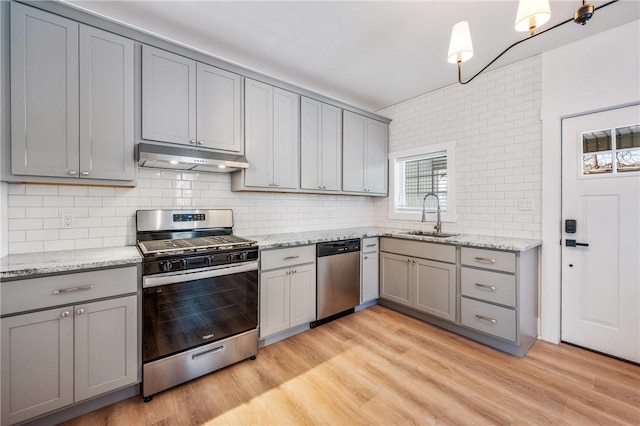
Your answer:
(399, 154), (448, 212)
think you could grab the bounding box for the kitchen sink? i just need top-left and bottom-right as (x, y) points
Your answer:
(399, 230), (459, 238)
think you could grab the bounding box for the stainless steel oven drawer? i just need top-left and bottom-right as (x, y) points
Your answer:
(142, 329), (258, 397)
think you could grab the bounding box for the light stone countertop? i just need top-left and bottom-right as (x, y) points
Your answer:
(0, 228), (541, 280)
(0, 246), (141, 280)
(246, 227), (542, 252)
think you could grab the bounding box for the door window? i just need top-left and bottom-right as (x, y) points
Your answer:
(581, 123), (640, 175)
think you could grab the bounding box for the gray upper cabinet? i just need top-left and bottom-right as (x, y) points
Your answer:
(142, 46), (242, 152)
(300, 97), (342, 192)
(197, 63), (242, 152)
(10, 3), (79, 178)
(342, 110), (389, 195)
(10, 3), (135, 182)
(241, 78), (299, 190)
(79, 25), (134, 180)
(142, 45), (197, 145)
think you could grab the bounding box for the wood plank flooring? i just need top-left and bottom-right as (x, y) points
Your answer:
(63, 305), (640, 425)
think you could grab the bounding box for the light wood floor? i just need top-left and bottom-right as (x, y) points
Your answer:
(63, 305), (640, 425)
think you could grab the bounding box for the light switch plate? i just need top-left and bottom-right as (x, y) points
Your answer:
(518, 199), (534, 211)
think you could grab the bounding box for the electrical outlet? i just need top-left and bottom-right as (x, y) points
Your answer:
(518, 199), (534, 211)
(61, 214), (74, 228)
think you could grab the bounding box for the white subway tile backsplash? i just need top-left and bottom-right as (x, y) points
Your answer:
(43, 240), (74, 252)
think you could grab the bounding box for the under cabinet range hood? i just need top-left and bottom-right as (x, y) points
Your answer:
(138, 143), (249, 173)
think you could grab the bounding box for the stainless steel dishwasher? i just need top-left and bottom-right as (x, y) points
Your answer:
(314, 239), (361, 325)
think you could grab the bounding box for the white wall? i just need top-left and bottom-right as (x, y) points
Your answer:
(4, 170), (374, 254)
(374, 57), (543, 239)
(540, 20), (640, 343)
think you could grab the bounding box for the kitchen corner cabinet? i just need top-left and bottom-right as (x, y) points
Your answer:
(380, 238), (456, 322)
(238, 78), (299, 190)
(142, 45), (242, 153)
(1, 267), (138, 426)
(342, 110), (389, 195)
(259, 245), (316, 339)
(10, 3), (135, 182)
(300, 97), (342, 192)
(361, 237), (380, 303)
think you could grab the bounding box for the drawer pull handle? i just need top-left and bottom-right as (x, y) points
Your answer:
(283, 255), (300, 260)
(52, 284), (94, 294)
(475, 314), (498, 324)
(474, 257), (496, 264)
(192, 345), (224, 360)
(474, 283), (497, 291)
(366, 244), (377, 247)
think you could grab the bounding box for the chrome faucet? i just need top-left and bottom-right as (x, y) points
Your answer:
(421, 192), (442, 234)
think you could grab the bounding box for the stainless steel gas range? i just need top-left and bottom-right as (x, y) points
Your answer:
(136, 209), (259, 401)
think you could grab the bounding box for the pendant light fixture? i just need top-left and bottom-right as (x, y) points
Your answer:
(448, 0), (619, 85)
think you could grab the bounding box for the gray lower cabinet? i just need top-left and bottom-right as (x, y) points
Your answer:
(1, 267), (139, 426)
(379, 238), (539, 357)
(142, 45), (242, 152)
(234, 79), (299, 190)
(361, 237), (379, 303)
(10, 3), (135, 183)
(259, 246), (316, 340)
(380, 248), (456, 322)
(342, 110), (388, 195)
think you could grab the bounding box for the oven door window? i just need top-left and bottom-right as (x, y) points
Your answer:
(143, 269), (258, 363)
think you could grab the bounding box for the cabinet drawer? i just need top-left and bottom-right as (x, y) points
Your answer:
(461, 298), (516, 342)
(362, 237), (379, 254)
(1, 266), (138, 316)
(461, 267), (516, 307)
(380, 238), (455, 263)
(461, 247), (515, 273)
(260, 245), (315, 271)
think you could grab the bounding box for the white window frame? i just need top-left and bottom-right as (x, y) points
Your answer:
(388, 141), (457, 222)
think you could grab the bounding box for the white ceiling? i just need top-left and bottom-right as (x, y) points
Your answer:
(62, 0), (640, 112)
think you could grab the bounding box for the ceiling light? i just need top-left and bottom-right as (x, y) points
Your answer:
(515, 0), (551, 36)
(449, 0), (619, 85)
(169, 160), (179, 165)
(447, 21), (474, 64)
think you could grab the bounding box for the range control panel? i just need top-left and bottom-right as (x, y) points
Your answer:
(173, 213), (205, 222)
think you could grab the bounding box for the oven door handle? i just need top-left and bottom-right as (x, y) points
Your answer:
(143, 261), (258, 288)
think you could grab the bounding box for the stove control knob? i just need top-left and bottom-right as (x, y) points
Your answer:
(204, 256), (211, 266)
(227, 253), (236, 263)
(180, 259), (188, 269)
(240, 251), (248, 262)
(159, 260), (172, 272)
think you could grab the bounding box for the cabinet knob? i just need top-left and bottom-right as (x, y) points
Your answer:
(80, 171), (89, 176)
(76, 308), (85, 315)
(60, 311), (71, 318)
(364, 256), (368, 259)
(68, 170), (77, 176)
(412, 259), (417, 263)
(189, 139), (196, 145)
(274, 183), (280, 187)
(197, 140), (204, 146)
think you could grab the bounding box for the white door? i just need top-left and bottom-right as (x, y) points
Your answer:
(561, 104), (640, 363)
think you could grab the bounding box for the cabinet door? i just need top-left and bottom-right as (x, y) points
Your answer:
(365, 119), (388, 194)
(361, 252), (379, 303)
(414, 258), (456, 322)
(290, 264), (316, 327)
(380, 252), (412, 307)
(342, 110), (366, 192)
(142, 45), (196, 145)
(10, 3), (79, 178)
(79, 26), (134, 181)
(196, 64), (242, 152)
(300, 97), (322, 190)
(259, 269), (290, 338)
(321, 103), (343, 191)
(74, 296), (138, 402)
(1, 307), (74, 426)
(273, 88), (300, 189)
(301, 98), (342, 191)
(244, 78), (273, 188)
